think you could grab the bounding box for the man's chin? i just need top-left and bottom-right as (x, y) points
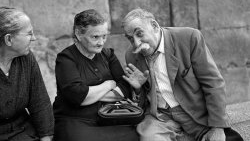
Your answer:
(141, 52), (151, 57)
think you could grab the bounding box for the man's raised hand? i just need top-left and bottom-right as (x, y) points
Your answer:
(123, 63), (149, 89)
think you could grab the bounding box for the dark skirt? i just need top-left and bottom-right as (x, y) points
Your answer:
(54, 117), (139, 141)
(0, 117), (39, 141)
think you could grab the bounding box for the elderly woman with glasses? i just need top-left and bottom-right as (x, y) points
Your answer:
(53, 9), (139, 141)
(0, 7), (54, 141)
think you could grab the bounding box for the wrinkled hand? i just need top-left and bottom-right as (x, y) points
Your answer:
(123, 63), (149, 89)
(201, 128), (225, 141)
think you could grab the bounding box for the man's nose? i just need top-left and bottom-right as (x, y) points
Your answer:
(133, 37), (141, 47)
(30, 34), (36, 41)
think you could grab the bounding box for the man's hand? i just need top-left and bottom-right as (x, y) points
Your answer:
(201, 128), (225, 141)
(123, 63), (149, 89)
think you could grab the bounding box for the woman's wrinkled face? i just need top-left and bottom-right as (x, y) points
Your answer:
(123, 18), (159, 57)
(76, 22), (109, 56)
(9, 15), (36, 56)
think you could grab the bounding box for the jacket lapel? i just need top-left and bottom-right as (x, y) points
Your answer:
(163, 28), (179, 88)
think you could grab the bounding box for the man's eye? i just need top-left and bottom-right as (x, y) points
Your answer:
(136, 32), (143, 37)
(92, 36), (99, 39)
(125, 35), (134, 43)
(128, 37), (134, 42)
(103, 35), (107, 39)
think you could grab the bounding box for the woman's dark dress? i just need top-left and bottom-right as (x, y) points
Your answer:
(0, 52), (54, 141)
(53, 45), (139, 141)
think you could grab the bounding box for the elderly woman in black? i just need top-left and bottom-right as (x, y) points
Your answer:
(53, 9), (139, 141)
(0, 7), (54, 141)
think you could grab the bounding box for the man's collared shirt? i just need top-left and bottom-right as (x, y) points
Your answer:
(154, 30), (179, 108)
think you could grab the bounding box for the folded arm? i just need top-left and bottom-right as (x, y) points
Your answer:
(80, 80), (118, 105)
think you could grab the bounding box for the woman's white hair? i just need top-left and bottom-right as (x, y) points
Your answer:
(0, 7), (27, 46)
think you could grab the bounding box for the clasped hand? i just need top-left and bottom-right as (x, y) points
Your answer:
(122, 63), (149, 89)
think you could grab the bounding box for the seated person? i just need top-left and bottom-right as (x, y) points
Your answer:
(0, 7), (54, 141)
(121, 8), (243, 141)
(53, 9), (139, 141)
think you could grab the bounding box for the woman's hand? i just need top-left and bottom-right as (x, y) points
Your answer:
(103, 80), (117, 90)
(40, 136), (53, 141)
(80, 80), (116, 106)
(100, 90), (123, 102)
(123, 63), (149, 89)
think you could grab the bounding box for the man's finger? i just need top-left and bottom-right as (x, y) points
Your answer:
(125, 67), (133, 74)
(124, 70), (131, 77)
(128, 63), (139, 71)
(143, 70), (150, 78)
(122, 75), (130, 82)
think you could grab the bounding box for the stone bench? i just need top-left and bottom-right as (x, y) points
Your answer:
(177, 101), (250, 141)
(226, 101), (250, 140)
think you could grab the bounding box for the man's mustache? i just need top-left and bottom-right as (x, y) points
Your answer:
(133, 43), (150, 53)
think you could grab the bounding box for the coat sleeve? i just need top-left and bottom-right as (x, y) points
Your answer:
(190, 29), (228, 127)
(27, 52), (54, 137)
(104, 48), (131, 98)
(55, 51), (89, 106)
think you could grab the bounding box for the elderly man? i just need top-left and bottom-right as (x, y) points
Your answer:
(122, 8), (241, 141)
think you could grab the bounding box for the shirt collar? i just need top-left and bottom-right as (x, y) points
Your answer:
(157, 30), (165, 54)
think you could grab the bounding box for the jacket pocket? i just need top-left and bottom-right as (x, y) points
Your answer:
(181, 66), (200, 93)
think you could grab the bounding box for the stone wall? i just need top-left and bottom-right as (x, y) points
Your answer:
(1, 0), (249, 104)
(199, 0), (250, 104)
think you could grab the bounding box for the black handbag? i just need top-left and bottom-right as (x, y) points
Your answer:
(97, 98), (144, 126)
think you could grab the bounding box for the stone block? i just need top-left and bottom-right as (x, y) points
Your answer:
(226, 101), (250, 124)
(202, 29), (250, 68)
(30, 35), (50, 62)
(47, 35), (74, 72)
(0, 0), (9, 6)
(109, 0), (171, 34)
(10, 0), (110, 38)
(232, 123), (250, 141)
(223, 68), (250, 104)
(104, 34), (131, 65)
(226, 101), (250, 140)
(199, 0), (250, 29)
(172, 0), (198, 28)
(38, 61), (57, 103)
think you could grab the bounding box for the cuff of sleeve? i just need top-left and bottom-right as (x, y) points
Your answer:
(112, 87), (124, 97)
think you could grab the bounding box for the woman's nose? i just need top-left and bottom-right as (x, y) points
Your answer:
(97, 38), (106, 46)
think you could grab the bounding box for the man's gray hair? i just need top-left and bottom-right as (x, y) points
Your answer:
(122, 8), (155, 28)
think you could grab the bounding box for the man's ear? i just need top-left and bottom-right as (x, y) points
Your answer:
(150, 20), (160, 30)
(4, 34), (12, 46)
